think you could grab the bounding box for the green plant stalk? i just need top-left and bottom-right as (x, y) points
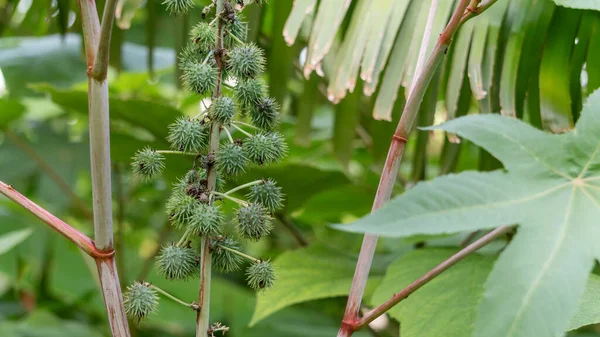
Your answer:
(231, 123), (253, 137)
(77, 0), (130, 336)
(212, 191), (249, 206)
(223, 127), (235, 143)
(196, 1), (225, 336)
(156, 150), (198, 156)
(232, 120), (260, 130)
(223, 180), (262, 195)
(337, 1), (496, 336)
(151, 284), (199, 310)
(217, 244), (259, 263)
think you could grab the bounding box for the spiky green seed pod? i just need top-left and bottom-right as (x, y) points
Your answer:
(190, 22), (216, 51)
(236, 203), (272, 241)
(163, 0), (194, 15)
(182, 62), (218, 95)
(210, 96), (236, 125)
(179, 43), (209, 71)
(234, 78), (266, 108)
(156, 244), (199, 280)
(124, 281), (159, 322)
(212, 237), (243, 273)
(224, 14), (248, 49)
(227, 43), (265, 80)
(185, 169), (201, 185)
(247, 179), (284, 213)
(188, 204), (222, 236)
(166, 193), (198, 227)
(250, 96), (279, 130)
(243, 132), (288, 165)
(167, 117), (209, 153)
(246, 260), (275, 291)
(217, 143), (247, 177)
(131, 147), (165, 181)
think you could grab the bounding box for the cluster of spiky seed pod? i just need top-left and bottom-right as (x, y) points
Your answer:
(126, 0), (283, 322)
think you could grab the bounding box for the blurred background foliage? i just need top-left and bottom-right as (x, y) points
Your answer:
(0, 0), (599, 336)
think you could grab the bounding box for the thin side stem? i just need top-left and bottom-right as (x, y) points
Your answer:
(226, 30), (244, 45)
(212, 191), (248, 206)
(156, 150), (198, 156)
(223, 180), (262, 195)
(151, 284), (199, 310)
(196, 1), (225, 335)
(232, 120), (260, 130)
(223, 127), (235, 143)
(202, 50), (215, 64)
(337, 1), (489, 336)
(353, 226), (511, 330)
(177, 228), (193, 247)
(0, 181), (99, 257)
(217, 244), (259, 263)
(231, 123), (253, 137)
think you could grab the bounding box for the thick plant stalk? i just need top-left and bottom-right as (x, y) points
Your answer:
(196, 1), (225, 336)
(77, 0), (130, 336)
(337, 1), (494, 336)
(0, 181), (100, 257)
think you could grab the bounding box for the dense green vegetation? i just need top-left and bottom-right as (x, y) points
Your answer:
(1, 0), (600, 337)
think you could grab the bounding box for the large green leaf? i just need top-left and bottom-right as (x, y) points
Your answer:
(336, 89), (600, 337)
(570, 274), (600, 330)
(372, 249), (495, 337)
(249, 244), (383, 326)
(371, 249), (600, 337)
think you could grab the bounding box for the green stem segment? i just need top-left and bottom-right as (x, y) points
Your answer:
(232, 120), (260, 130)
(177, 228), (193, 247)
(223, 180), (262, 195)
(223, 127), (235, 143)
(212, 191), (249, 206)
(231, 123), (253, 137)
(151, 284), (199, 310)
(226, 30), (245, 45)
(196, 1), (225, 336)
(156, 150), (198, 156)
(217, 244), (259, 263)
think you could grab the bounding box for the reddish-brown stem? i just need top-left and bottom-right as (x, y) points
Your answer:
(337, 1), (492, 336)
(352, 226), (511, 330)
(0, 181), (111, 258)
(96, 257), (130, 336)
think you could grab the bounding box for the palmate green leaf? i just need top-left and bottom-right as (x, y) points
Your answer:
(336, 89), (600, 337)
(372, 249), (496, 337)
(371, 249), (600, 337)
(249, 245), (383, 326)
